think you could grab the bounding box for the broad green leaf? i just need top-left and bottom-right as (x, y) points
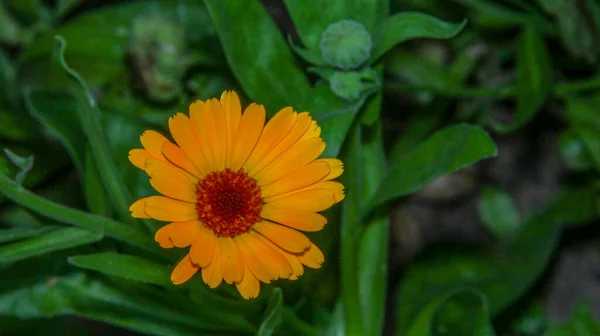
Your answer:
(545, 187), (598, 227)
(406, 288), (495, 336)
(0, 226), (56, 243)
(395, 187), (583, 334)
(0, 272), (254, 335)
(451, 0), (554, 32)
(257, 288), (283, 336)
(69, 252), (171, 287)
(371, 124), (497, 210)
(386, 50), (455, 91)
(0, 227), (102, 264)
(478, 186), (521, 238)
(54, 0), (83, 19)
(4, 0), (44, 24)
(204, 0), (311, 113)
(545, 302), (600, 336)
(371, 12), (466, 62)
(493, 26), (551, 132)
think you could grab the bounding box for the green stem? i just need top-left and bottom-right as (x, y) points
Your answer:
(0, 172), (162, 256)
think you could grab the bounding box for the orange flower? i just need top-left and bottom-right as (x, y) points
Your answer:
(129, 91), (344, 299)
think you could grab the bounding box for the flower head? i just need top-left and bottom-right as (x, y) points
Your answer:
(129, 91), (344, 299)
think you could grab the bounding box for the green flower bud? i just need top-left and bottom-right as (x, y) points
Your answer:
(320, 20), (372, 70)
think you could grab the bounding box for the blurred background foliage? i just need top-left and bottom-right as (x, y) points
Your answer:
(0, 0), (599, 335)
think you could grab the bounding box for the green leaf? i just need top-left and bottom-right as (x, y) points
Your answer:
(371, 12), (466, 62)
(0, 227), (102, 264)
(395, 188), (580, 334)
(558, 129), (595, 171)
(204, 0), (311, 113)
(478, 186), (521, 238)
(68, 252), (171, 287)
(371, 124), (497, 210)
(257, 288), (283, 336)
(545, 187), (598, 228)
(3, 148), (34, 185)
(0, 226), (56, 244)
(545, 301), (600, 336)
(565, 98), (600, 171)
(493, 26), (551, 132)
(0, 272), (254, 335)
(406, 288), (495, 336)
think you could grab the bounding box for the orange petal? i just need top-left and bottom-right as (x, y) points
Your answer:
(143, 196), (197, 222)
(299, 120), (321, 142)
(221, 236), (244, 284)
(253, 221), (310, 253)
(268, 181), (345, 204)
(229, 103), (265, 171)
(154, 225), (174, 248)
(253, 137), (326, 185)
(129, 198), (150, 218)
(247, 112), (311, 176)
(189, 224), (215, 267)
(171, 254), (199, 285)
(261, 238), (304, 280)
(235, 233), (276, 283)
(154, 220), (201, 248)
(204, 98), (228, 170)
(297, 243), (325, 269)
(235, 264), (260, 299)
(149, 169), (197, 203)
(317, 158), (344, 180)
(251, 232), (293, 279)
(145, 157), (198, 185)
(260, 161), (330, 197)
(261, 208), (327, 232)
(264, 188), (338, 212)
(140, 130), (169, 160)
(128, 149), (151, 170)
(221, 91), (242, 168)
(201, 236), (223, 288)
(189, 101), (217, 172)
(244, 107), (296, 173)
(162, 141), (204, 178)
(169, 112), (212, 175)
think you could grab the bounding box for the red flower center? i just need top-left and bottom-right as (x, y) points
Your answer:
(196, 168), (262, 237)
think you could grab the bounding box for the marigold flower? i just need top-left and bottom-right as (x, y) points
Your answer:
(129, 91), (344, 299)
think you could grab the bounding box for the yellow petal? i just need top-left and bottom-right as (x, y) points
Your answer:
(189, 224), (215, 267)
(316, 158), (344, 180)
(251, 232), (293, 279)
(154, 224), (174, 248)
(221, 91), (242, 168)
(140, 130), (169, 160)
(261, 208), (327, 232)
(145, 158), (197, 184)
(128, 149), (151, 170)
(154, 220), (201, 248)
(149, 169), (197, 203)
(229, 103), (265, 171)
(263, 188), (338, 212)
(189, 101), (217, 172)
(235, 264), (260, 299)
(260, 161), (330, 197)
(143, 196), (197, 222)
(247, 112), (311, 176)
(171, 254), (199, 285)
(253, 137), (326, 185)
(129, 198), (150, 218)
(162, 141), (204, 178)
(235, 233), (276, 283)
(169, 112), (212, 175)
(297, 243), (324, 269)
(243, 107), (296, 173)
(268, 181), (345, 204)
(253, 221), (310, 253)
(299, 120), (321, 142)
(203, 98), (228, 170)
(221, 236), (244, 284)
(201, 236), (223, 288)
(261, 237), (304, 280)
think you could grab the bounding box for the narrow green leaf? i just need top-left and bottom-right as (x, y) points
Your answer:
(0, 226), (56, 243)
(371, 124), (497, 210)
(69, 252), (171, 287)
(257, 288), (283, 336)
(204, 0), (311, 112)
(494, 26), (551, 132)
(478, 186), (521, 238)
(0, 172), (161, 255)
(545, 301), (600, 336)
(0, 227), (102, 264)
(3, 149), (34, 185)
(371, 12), (466, 62)
(0, 272), (254, 335)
